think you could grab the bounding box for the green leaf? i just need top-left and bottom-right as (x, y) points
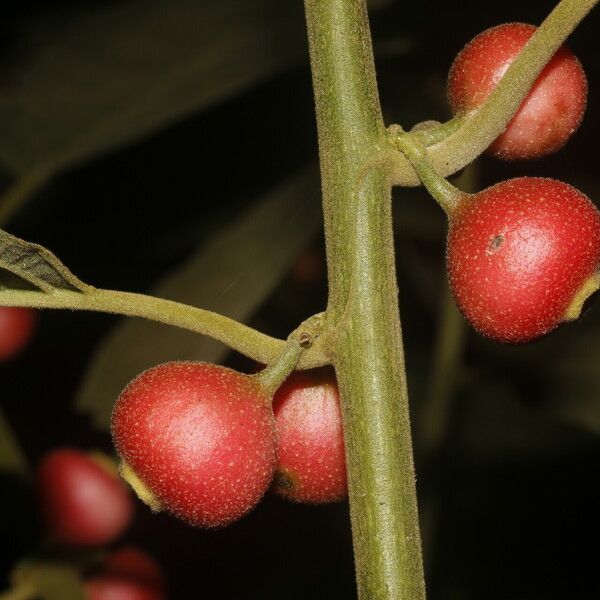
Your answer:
(0, 229), (90, 293)
(0, 410), (28, 476)
(11, 562), (85, 600)
(75, 167), (321, 429)
(0, 0), (307, 175)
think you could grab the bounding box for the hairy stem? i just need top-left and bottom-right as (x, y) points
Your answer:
(388, 0), (598, 185)
(0, 288), (329, 369)
(304, 0), (425, 598)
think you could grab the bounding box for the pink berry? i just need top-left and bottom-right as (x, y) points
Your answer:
(111, 362), (277, 528)
(0, 307), (36, 362)
(447, 177), (600, 343)
(84, 577), (164, 600)
(272, 369), (347, 503)
(448, 23), (587, 160)
(37, 449), (133, 546)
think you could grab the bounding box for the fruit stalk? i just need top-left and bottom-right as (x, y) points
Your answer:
(303, 0), (425, 598)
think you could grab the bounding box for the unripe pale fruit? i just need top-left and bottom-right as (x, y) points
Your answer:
(111, 362), (277, 528)
(447, 177), (600, 343)
(85, 577), (165, 600)
(273, 369), (347, 503)
(448, 23), (587, 160)
(37, 449), (133, 546)
(0, 307), (36, 362)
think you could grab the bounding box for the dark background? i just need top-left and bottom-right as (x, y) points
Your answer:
(1, 1), (599, 598)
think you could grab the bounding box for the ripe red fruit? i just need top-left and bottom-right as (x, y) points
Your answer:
(447, 177), (600, 343)
(37, 449), (133, 546)
(104, 547), (165, 590)
(0, 307), (36, 362)
(111, 362), (277, 528)
(84, 577), (164, 600)
(272, 369), (347, 503)
(448, 23), (587, 160)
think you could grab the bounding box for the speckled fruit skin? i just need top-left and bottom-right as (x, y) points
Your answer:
(0, 307), (36, 362)
(37, 449), (133, 546)
(84, 577), (165, 600)
(272, 369), (347, 504)
(447, 177), (600, 343)
(111, 362), (277, 528)
(448, 23), (587, 160)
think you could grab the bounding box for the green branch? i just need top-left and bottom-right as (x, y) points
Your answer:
(387, 0), (598, 185)
(0, 288), (330, 369)
(304, 0), (425, 598)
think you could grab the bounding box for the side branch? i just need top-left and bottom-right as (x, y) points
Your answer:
(0, 288), (330, 369)
(387, 0), (598, 185)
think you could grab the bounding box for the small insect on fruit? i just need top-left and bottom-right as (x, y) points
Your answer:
(37, 449), (133, 546)
(447, 177), (600, 343)
(448, 23), (587, 160)
(111, 362), (277, 528)
(273, 369), (347, 504)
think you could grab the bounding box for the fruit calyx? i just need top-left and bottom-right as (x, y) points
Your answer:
(564, 272), (600, 322)
(119, 462), (163, 513)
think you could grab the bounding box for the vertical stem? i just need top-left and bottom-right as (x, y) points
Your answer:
(304, 1), (426, 598)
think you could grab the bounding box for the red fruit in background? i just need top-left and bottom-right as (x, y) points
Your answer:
(273, 369), (347, 503)
(84, 577), (164, 600)
(111, 362), (277, 528)
(448, 23), (587, 160)
(105, 547), (165, 590)
(37, 449), (133, 546)
(447, 177), (600, 343)
(0, 307), (36, 362)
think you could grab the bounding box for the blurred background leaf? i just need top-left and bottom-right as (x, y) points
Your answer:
(11, 562), (85, 600)
(75, 167), (320, 429)
(0, 0), (307, 175)
(0, 409), (28, 476)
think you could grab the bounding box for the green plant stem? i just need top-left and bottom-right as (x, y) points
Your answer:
(388, 0), (598, 185)
(257, 338), (305, 396)
(0, 288), (329, 369)
(304, 0), (425, 598)
(391, 130), (467, 216)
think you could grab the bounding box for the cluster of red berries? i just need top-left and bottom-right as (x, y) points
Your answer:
(36, 449), (166, 599)
(111, 362), (346, 528)
(442, 23), (600, 343)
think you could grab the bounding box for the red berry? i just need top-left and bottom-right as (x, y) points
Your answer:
(448, 23), (587, 160)
(0, 307), (36, 362)
(104, 547), (165, 590)
(111, 362), (277, 528)
(37, 449), (133, 546)
(85, 577), (164, 600)
(272, 369), (347, 503)
(447, 177), (600, 343)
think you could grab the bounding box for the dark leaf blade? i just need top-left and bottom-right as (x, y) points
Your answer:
(0, 230), (89, 293)
(0, 0), (306, 175)
(76, 167), (321, 429)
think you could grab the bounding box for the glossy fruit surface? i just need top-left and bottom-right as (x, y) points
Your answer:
(105, 547), (164, 590)
(272, 369), (347, 503)
(85, 577), (165, 600)
(37, 449), (133, 546)
(447, 177), (600, 343)
(448, 23), (587, 160)
(111, 362), (276, 527)
(0, 307), (36, 362)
